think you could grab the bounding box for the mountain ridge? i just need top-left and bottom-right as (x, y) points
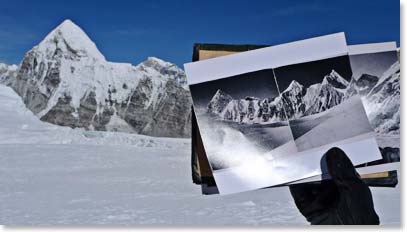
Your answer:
(3, 19), (191, 138)
(207, 63), (400, 136)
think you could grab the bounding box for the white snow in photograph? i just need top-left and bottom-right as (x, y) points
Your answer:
(292, 96), (374, 151)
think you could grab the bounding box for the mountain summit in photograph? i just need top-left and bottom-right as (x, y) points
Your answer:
(1, 19), (192, 138)
(207, 69), (352, 122)
(206, 64), (400, 136)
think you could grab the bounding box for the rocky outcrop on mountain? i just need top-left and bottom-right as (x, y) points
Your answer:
(6, 19), (191, 138)
(207, 89), (233, 114)
(136, 56), (188, 87)
(280, 81), (306, 119)
(0, 63), (18, 85)
(322, 69), (349, 89)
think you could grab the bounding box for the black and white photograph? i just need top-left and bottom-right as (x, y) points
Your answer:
(348, 43), (400, 171)
(273, 55), (375, 151)
(292, 44), (400, 191)
(189, 69), (295, 170)
(348, 48), (400, 145)
(186, 33), (383, 195)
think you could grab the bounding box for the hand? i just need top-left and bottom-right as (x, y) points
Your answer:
(289, 147), (380, 225)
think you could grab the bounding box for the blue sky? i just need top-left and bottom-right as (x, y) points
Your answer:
(0, 0), (399, 67)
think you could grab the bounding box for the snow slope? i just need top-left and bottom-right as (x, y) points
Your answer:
(293, 96), (374, 151)
(0, 84), (399, 225)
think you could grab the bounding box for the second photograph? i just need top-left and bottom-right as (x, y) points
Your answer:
(273, 55), (375, 151)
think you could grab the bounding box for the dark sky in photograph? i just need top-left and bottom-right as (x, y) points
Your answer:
(189, 69), (279, 107)
(349, 51), (398, 79)
(274, 55), (353, 91)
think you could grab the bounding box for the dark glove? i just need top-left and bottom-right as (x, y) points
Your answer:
(289, 147), (380, 225)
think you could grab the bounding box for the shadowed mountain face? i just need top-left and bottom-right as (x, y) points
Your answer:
(3, 20), (192, 138)
(355, 74), (379, 95)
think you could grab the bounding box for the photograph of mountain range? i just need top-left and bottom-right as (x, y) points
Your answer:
(347, 48), (400, 171)
(348, 50), (400, 144)
(189, 69), (295, 170)
(188, 50), (395, 168)
(273, 55), (375, 151)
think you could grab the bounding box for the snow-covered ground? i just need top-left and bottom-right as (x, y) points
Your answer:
(0, 84), (399, 225)
(292, 96), (373, 151)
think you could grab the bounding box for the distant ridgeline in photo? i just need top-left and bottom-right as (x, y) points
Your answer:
(207, 58), (354, 124)
(273, 55), (374, 152)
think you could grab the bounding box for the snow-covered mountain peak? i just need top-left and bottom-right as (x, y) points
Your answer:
(36, 19), (105, 61)
(7, 20), (192, 137)
(0, 63), (18, 72)
(0, 63), (18, 85)
(57, 19), (80, 31)
(330, 69), (340, 77)
(284, 80), (303, 93)
(143, 57), (171, 67)
(322, 69), (349, 89)
(207, 89), (233, 114)
(373, 61), (400, 89)
(136, 57), (187, 85)
(367, 61), (400, 99)
(211, 89), (231, 102)
(0, 63), (8, 70)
